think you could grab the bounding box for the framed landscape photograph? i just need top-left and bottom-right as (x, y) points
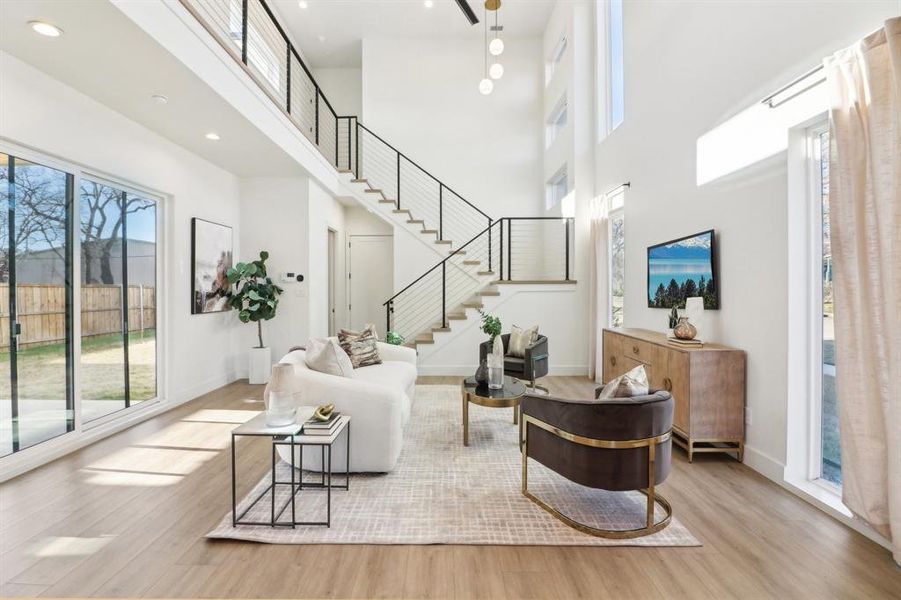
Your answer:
(191, 218), (233, 314)
(647, 229), (719, 309)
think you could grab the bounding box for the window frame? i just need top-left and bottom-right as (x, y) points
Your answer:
(0, 140), (167, 452)
(545, 96), (568, 149)
(597, 0), (624, 141)
(545, 35), (567, 86)
(805, 119), (840, 492)
(545, 167), (568, 210)
(607, 189), (625, 328)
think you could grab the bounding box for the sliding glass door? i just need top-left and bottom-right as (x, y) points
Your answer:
(80, 178), (157, 422)
(0, 153), (74, 457)
(0, 149), (160, 458)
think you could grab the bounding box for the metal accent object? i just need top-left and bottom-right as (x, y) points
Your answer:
(485, 0), (501, 10)
(521, 415), (673, 539)
(231, 417), (351, 528)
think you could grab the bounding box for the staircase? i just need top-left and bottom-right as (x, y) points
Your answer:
(184, 0), (576, 352)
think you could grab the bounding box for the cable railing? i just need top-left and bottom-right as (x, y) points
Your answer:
(385, 218), (574, 342)
(181, 0), (576, 346)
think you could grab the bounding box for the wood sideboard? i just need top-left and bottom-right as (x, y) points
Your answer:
(602, 328), (746, 462)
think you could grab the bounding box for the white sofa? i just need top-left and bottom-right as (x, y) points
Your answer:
(274, 341), (417, 473)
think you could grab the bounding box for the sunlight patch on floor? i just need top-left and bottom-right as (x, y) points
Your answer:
(28, 535), (114, 558)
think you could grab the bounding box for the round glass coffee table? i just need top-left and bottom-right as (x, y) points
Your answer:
(461, 376), (527, 446)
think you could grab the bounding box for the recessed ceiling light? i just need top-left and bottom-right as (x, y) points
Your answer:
(424, 0), (434, 7)
(317, 35), (326, 43)
(298, 0), (308, 8)
(151, 94), (169, 105)
(29, 21), (63, 37)
(205, 132), (221, 141)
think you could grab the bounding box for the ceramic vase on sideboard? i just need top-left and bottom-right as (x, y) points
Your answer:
(249, 346), (272, 384)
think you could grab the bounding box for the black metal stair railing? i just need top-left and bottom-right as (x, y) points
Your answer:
(182, 0), (577, 345)
(384, 218), (574, 343)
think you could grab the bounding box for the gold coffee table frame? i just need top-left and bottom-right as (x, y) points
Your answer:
(461, 376), (526, 446)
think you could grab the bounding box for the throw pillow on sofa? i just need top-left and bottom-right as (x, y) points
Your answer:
(305, 337), (354, 377)
(338, 324), (382, 368)
(597, 364), (650, 399)
(507, 324), (539, 357)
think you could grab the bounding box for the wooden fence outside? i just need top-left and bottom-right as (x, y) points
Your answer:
(0, 284), (156, 350)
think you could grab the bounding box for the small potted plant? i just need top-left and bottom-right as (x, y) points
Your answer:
(227, 251), (283, 384)
(386, 331), (405, 346)
(479, 309), (502, 343)
(667, 306), (679, 338)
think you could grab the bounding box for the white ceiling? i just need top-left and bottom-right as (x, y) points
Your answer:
(268, 0), (555, 68)
(0, 0), (301, 177)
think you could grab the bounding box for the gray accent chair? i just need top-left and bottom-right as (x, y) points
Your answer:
(479, 333), (549, 392)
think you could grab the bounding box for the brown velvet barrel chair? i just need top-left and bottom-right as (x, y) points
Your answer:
(520, 388), (674, 538)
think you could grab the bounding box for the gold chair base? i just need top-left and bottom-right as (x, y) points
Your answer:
(522, 487), (673, 539)
(521, 414), (673, 539)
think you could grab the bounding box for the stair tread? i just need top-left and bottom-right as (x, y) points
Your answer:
(364, 189), (383, 194)
(450, 250), (465, 255)
(351, 179), (368, 183)
(492, 279), (577, 285)
(477, 271), (496, 276)
(462, 302), (483, 308)
(462, 260), (481, 265)
(338, 169), (353, 174)
(421, 229), (438, 234)
(434, 239), (453, 244)
(407, 219), (425, 224)
(393, 209), (411, 214)
(447, 313), (467, 320)
(431, 326), (451, 332)
(478, 290), (501, 296)
(379, 199), (397, 204)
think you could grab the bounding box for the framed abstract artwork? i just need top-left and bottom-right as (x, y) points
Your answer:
(191, 217), (233, 314)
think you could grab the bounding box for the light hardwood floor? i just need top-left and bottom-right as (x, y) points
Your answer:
(1, 376), (899, 599)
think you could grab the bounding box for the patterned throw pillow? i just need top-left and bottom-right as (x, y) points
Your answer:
(338, 324), (382, 369)
(507, 324), (539, 357)
(598, 364), (650, 399)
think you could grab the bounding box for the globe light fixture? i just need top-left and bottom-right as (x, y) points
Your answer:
(478, 78), (494, 95)
(489, 37), (504, 56)
(489, 62), (504, 80)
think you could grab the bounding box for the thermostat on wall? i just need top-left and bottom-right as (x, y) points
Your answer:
(281, 272), (304, 283)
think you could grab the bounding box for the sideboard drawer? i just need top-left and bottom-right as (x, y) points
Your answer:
(623, 338), (658, 365)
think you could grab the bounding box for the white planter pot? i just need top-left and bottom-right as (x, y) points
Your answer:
(248, 346), (272, 385)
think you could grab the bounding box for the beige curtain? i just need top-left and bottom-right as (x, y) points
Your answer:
(825, 17), (901, 565)
(587, 196), (610, 383)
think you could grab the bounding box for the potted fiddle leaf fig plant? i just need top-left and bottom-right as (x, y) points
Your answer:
(227, 251), (283, 384)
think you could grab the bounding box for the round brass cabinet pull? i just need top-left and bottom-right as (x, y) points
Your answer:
(632, 345), (640, 355)
(663, 377), (672, 392)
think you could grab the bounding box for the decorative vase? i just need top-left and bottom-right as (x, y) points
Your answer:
(488, 335), (505, 389)
(474, 359), (489, 384)
(673, 317), (697, 340)
(249, 346), (272, 384)
(266, 390), (298, 426)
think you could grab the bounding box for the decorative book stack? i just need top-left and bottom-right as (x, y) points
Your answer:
(303, 412), (343, 436)
(667, 336), (703, 348)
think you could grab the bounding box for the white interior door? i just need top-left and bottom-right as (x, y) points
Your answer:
(328, 228), (336, 336)
(348, 235), (393, 333)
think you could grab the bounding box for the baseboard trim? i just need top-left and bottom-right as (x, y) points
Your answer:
(417, 365), (588, 377)
(742, 444), (786, 482)
(0, 370), (239, 483)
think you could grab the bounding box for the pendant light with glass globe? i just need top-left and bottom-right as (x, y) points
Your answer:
(488, 4), (504, 80)
(478, 4), (493, 95)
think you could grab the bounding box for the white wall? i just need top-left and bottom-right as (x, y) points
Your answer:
(361, 37), (544, 218)
(595, 1), (895, 475)
(0, 51), (244, 404)
(313, 67), (363, 118)
(239, 177), (348, 361)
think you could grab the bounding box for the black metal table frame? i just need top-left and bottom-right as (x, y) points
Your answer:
(231, 421), (350, 528)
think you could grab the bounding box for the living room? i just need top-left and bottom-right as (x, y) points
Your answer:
(0, 0), (899, 598)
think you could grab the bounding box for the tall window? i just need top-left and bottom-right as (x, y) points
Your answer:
(598, 0), (624, 139)
(811, 124), (841, 486)
(608, 189), (625, 327)
(80, 179), (158, 423)
(546, 97), (567, 148)
(546, 167), (568, 210)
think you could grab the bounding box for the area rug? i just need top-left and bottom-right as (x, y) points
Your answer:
(207, 385), (700, 546)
